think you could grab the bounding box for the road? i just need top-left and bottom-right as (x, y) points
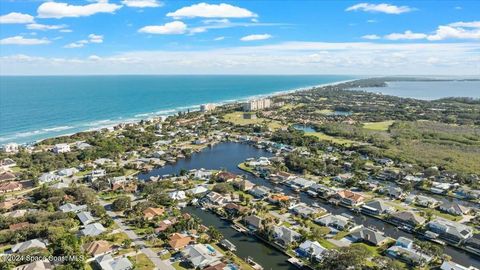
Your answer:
(100, 199), (175, 270)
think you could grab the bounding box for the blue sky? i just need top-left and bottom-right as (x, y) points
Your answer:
(0, 0), (479, 75)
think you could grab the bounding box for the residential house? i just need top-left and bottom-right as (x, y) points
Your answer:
(95, 254), (133, 270)
(333, 173), (353, 184)
(216, 171), (237, 182)
(84, 240), (113, 257)
(415, 195), (440, 208)
(390, 211), (426, 228)
(233, 179), (255, 191)
(308, 184), (335, 198)
(438, 202), (471, 216)
(249, 185), (271, 199)
(273, 226), (301, 246)
(143, 207), (164, 220)
(0, 171), (16, 182)
(187, 185), (209, 196)
(2, 143), (19, 153)
(80, 223), (106, 236)
(440, 260), (478, 270)
(53, 143), (70, 154)
(0, 158), (16, 170)
(224, 203), (245, 217)
(290, 203), (317, 218)
(57, 168), (79, 177)
(334, 190), (365, 207)
(168, 233), (193, 250)
(13, 260), (53, 270)
(361, 200), (394, 216)
(297, 240), (327, 262)
(382, 186), (406, 199)
(59, 203), (87, 213)
(88, 169), (107, 181)
(204, 192), (229, 206)
(77, 211), (96, 225)
(427, 218), (474, 244)
(315, 214), (353, 231)
(190, 169), (213, 180)
(0, 181), (23, 193)
(386, 237), (432, 266)
(11, 239), (47, 253)
(155, 219), (176, 233)
(244, 215), (263, 231)
(287, 177), (315, 190)
(350, 227), (389, 246)
(169, 190), (187, 201)
(182, 244), (224, 269)
(38, 172), (61, 184)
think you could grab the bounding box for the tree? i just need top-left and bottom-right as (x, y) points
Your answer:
(111, 196), (131, 211)
(207, 226), (222, 242)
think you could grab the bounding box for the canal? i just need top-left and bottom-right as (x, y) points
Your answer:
(139, 142), (480, 268)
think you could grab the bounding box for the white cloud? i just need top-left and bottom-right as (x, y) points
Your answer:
(214, 36), (225, 41)
(26, 23), (68, 31)
(361, 34), (380, 40)
(346, 3), (413, 14)
(167, 3), (257, 19)
(3, 42), (479, 75)
(64, 34), (103, 48)
(0, 36), (50, 45)
(0, 12), (35, 24)
(240, 34), (272, 41)
(37, 1), (122, 19)
(122, 0), (162, 8)
(60, 29), (73, 33)
(449, 21), (480, 28)
(138, 21), (187, 35)
(88, 34), (103, 43)
(385, 30), (427, 40)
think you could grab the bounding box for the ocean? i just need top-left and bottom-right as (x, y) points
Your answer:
(360, 81), (480, 100)
(0, 75), (353, 144)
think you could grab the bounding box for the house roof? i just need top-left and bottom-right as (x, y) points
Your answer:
(0, 171), (16, 181)
(84, 240), (112, 256)
(168, 233), (192, 250)
(336, 190), (365, 202)
(351, 227), (387, 246)
(13, 260), (53, 270)
(439, 202), (470, 214)
(12, 239), (46, 253)
(81, 223), (106, 236)
(363, 200), (392, 212)
(77, 211), (95, 225)
(274, 226), (301, 244)
(95, 254), (133, 270)
(143, 207), (164, 219)
(392, 211), (426, 225)
(244, 215), (263, 228)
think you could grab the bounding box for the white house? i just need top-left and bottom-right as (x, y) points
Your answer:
(2, 143), (19, 153)
(169, 190), (187, 201)
(53, 143), (71, 154)
(38, 172), (61, 184)
(11, 239), (47, 253)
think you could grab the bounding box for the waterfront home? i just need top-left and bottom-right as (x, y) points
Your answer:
(0, 171), (16, 182)
(75, 141), (92, 150)
(224, 203), (246, 217)
(414, 195), (440, 208)
(315, 214), (353, 231)
(59, 203), (87, 213)
(83, 240), (113, 257)
(249, 185), (271, 199)
(297, 240), (327, 262)
(57, 167), (79, 177)
(0, 181), (23, 193)
(13, 260), (53, 270)
(334, 190), (365, 207)
(168, 233), (193, 250)
(216, 171), (237, 182)
(290, 203), (317, 218)
(427, 218), (473, 244)
(233, 179), (255, 191)
(190, 169), (213, 180)
(268, 194), (294, 207)
(143, 207), (164, 220)
(287, 177), (315, 190)
(11, 239), (47, 253)
(381, 186), (406, 199)
(204, 191), (229, 206)
(273, 225), (301, 246)
(438, 201), (471, 216)
(247, 157), (271, 167)
(308, 183), (335, 198)
(187, 185), (209, 195)
(440, 260), (477, 270)
(52, 143), (71, 154)
(182, 244), (224, 269)
(95, 254), (133, 270)
(390, 211), (426, 228)
(385, 237), (432, 266)
(80, 222), (106, 236)
(455, 188), (480, 200)
(155, 219), (176, 233)
(361, 200), (394, 216)
(38, 172), (61, 184)
(169, 190), (187, 201)
(77, 211), (96, 225)
(88, 169), (107, 181)
(2, 143), (19, 153)
(244, 215), (263, 231)
(350, 227), (389, 246)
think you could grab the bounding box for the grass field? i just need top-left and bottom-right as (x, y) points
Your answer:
(129, 253), (155, 270)
(306, 132), (357, 146)
(315, 109), (334, 115)
(363, 120), (395, 131)
(223, 111), (284, 130)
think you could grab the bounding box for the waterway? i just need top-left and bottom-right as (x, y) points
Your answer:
(139, 142), (480, 268)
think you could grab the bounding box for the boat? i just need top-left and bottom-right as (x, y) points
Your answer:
(246, 257), (263, 270)
(230, 224), (246, 233)
(287, 257), (304, 268)
(311, 202), (320, 208)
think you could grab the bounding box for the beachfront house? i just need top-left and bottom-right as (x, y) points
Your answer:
(53, 143), (70, 154)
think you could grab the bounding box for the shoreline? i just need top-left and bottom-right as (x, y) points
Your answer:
(1, 78), (357, 146)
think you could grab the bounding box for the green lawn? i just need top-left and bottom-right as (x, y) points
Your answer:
(129, 253), (155, 270)
(363, 120), (395, 131)
(223, 111), (282, 130)
(238, 162), (255, 174)
(306, 132), (357, 146)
